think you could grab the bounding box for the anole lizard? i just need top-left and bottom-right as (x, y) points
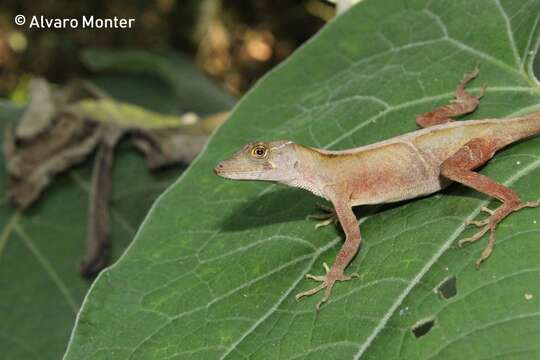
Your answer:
(214, 66), (540, 310)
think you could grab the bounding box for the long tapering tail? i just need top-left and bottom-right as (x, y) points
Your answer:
(500, 111), (540, 144)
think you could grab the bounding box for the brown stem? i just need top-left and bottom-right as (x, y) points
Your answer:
(79, 138), (115, 278)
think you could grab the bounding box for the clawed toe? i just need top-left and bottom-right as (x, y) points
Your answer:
(304, 262), (330, 282)
(463, 206), (495, 229)
(295, 279), (335, 311)
(307, 203), (337, 229)
(458, 198), (540, 268)
(480, 206), (495, 215)
(295, 263), (359, 310)
(460, 206), (496, 244)
(305, 274), (326, 282)
(315, 218), (337, 229)
(458, 222), (495, 269)
(519, 199), (540, 209)
(458, 225), (489, 247)
(295, 283), (325, 301)
(475, 230), (496, 269)
(465, 219), (489, 227)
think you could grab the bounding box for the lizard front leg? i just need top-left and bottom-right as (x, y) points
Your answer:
(441, 138), (540, 268)
(416, 64), (484, 128)
(296, 199), (360, 311)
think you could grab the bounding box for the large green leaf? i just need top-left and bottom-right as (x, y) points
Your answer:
(0, 76), (183, 359)
(81, 49), (235, 116)
(64, 0), (540, 359)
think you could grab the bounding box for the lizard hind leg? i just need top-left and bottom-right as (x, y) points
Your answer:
(460, 199), (540, 268)
(441, 138), (540, 268)
(416, 64), (484, 128)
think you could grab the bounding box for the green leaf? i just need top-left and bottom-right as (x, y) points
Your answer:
(65, 0), (540, 359)
(81, 49), (236, 116)
(0, 76), (180, 359)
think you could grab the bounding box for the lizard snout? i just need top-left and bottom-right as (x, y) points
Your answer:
(214, 162), (225, 175)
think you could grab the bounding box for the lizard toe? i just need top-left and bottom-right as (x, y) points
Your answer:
(307, 204), (337, 229)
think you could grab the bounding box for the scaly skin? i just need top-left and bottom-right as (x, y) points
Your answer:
(214, 67), (540, 311)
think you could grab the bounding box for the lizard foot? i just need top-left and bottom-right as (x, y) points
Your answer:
(459, 199), (540, 268)
(306, 203), (337, 229)
(295, 262), (359, 311)
(463, 206), (494, 228)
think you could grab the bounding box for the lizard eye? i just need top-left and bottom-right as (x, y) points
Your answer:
(251, 145), (268, 158)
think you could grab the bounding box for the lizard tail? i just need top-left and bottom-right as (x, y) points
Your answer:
(500, 111), (540, 144)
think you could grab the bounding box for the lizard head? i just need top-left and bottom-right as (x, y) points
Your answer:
(215, 140), (298, 182)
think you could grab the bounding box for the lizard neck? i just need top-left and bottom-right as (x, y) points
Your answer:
(281, 144), (330, 199)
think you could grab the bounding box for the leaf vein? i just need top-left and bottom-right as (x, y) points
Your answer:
(15, 225), (78, 313)
(494, 0), (522, 67)
(425, 312), (540, 359)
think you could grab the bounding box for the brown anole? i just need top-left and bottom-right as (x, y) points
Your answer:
(214, 66), (540, 310)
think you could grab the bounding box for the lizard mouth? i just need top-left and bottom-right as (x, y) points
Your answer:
(214, 162), (259, 180)
(214, 161), (234, 177)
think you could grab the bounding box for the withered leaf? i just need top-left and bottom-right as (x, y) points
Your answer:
(15, 78), (56, 140)
(131, 112), (229, 169)
(4, 78), (228, 276)
(80, 126), (123, 278)
(5, 113), (101, 209)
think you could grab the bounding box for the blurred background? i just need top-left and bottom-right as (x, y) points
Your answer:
(0, 1), (345, 359)
(0, 0), (337, 99)
(2, 1), (539, 359)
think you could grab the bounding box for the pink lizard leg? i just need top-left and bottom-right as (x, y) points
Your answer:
(441, 138), (540, 268)
(296, 200), (360, 311)
(416, 64), (484, 128)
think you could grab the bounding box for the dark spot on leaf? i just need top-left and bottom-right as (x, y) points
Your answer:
(435, 275), (457, 299)
(412, 318), (435, 338)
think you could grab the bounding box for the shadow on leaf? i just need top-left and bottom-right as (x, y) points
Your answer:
(220, 188), (317, 231)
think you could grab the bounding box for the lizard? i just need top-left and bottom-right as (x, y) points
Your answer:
(214, 65), (540, 310)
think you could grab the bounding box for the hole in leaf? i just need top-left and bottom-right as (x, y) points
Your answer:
(434, 275), (457, 299)
(412, 318), (435, 338)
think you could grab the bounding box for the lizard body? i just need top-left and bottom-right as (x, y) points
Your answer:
(300, 115), (540, 206)
(215, 66), (540, 310)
